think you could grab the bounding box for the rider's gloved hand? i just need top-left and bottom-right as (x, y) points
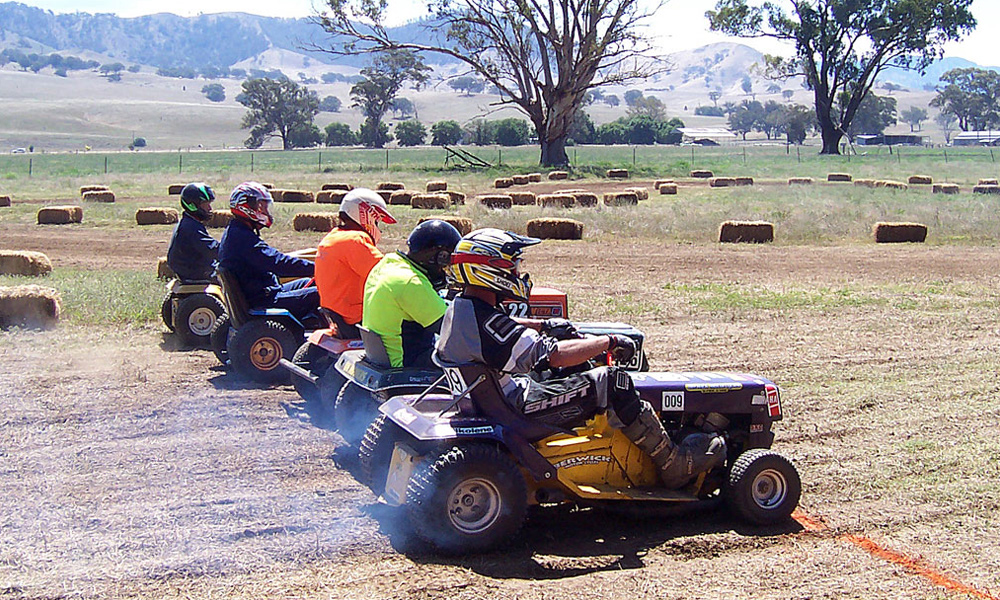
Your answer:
(541, 318), (580, 340)
(607, 334), (637, 364)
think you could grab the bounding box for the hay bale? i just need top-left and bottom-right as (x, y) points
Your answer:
(710, 178), (736, 188)
(426, 180), (448, 192)
(0, 251), (52, 277)
(537, 194), (576, 208)
(269, 190), (285, 202)
(659, 184), (678, 195)
(418, 216), (474, 236)
(978, 178), (998, 186)
(788, 177), (813, 185)
(0, 285), (61, 330)
(411, 194), (450, 210)
(0, 195), (11, 207)
(293, 212), (338, 232)
(607, 169), (629, 179)
(654, 179), (675, 188)
(512, 175), (531, 185)
(83, 190), (115, 203)
(317, 190), (347, 204)
(261, 183), (274, 190)
(603, 191), (639, 206)
(135, 208), (179, 226)
(389, 190), (415, 206)
(719, 221), (774, 244)
(908, 175), (933, 185)
(37, 206), (83, 225)
(526, 218), (584, 240)
(932, 184), (960, 195)
(873, 222), (927, 243)
(167, 184), (185, 195)
(478, 194), (513, 209)
(205, 210), (232, 228)
(876, 180), (908, 190)
(275, 189), (314, 203)
(973, 185), (1000, 195)
(827, 173), (853, 182)
(79, 185), (108, 195)
(376, 190), (393, 202)
(573, 192), (599, 207)
(624, 187), (650, 200)
(690, 170), (714, 178)
(376, 182), (405, 191)
(157, 257), (176, 280)
(322, 183), (353, 191)
(548, 171), (569, 181)
(446, 191), (466, 205)
(735, 177), (754, 186)
(527, 173), (542, 183)
(494, 177), (514, 189)
(510, 191), (537, 206)
(854, 179), (877, 188)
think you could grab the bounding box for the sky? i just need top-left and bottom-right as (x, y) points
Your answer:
(11, 0), (1000, 65)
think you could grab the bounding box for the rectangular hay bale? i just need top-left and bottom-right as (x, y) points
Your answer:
(873, 222), (927, 243)
(854, 179), (877, 188)
(788, 177), (813, 185)
(37, 206), (83, 225)
(411, 194), (450, 210)
(322, 183), (353, 191)
(157, 256), (176, 279)
(547, 171), (569, 181)
(624, 187), (649, 200)
(527, 173), (542, 183)
(0, 250), (53, 276)
(446, 191), (466, 205)
(512, 175), (531, 185)
(293, 212), (338, 232)
(418, 216), (474, 236)
(719, 221), (774, 244)
(426, 181), (448, 192)
(478, 194), (513, 209)
(571, 192), (599, 207)
(876, 180), (908, 190)
(136, 208), (179, 226)
(606, 169), (629, 179)
(932, 184), (960, 195)
(494, 177), (514, 189)
(167, 184), (185, 195)
(0, 285), (61, 330)
(978, 178), (998, 186)
(710, 178), (735, 188)
(690, 170), (714, 178)
(83, 190), (115, 202)
(0, 195), (11, 207)
(908, 175), (933, 185)
(827, 173), (852, 182)
(526, 218), (584, 240)
(376, 182), (405, 191)
(735, 177), (754, 186)
(510, 192), (537, 206)
(317, 190), (347, 204)
(603, 192), (638, 206)
(537, 194), (576, 208)
(275, 189), (314, 203)
(389, 190), (415, 206)
(973, 185), (1000, 195)
(206, 210), (232, 228)
(654, 179), (674, 188)
(659, 184), (678, 195)
(79, 185), (109, 195)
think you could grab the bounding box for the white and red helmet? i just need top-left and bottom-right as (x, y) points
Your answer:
(230, 181), (274, 228)
(340, 188), (397, 244)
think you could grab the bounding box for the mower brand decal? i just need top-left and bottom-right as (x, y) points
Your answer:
(751, 394), (767, 405)
(766, 384), (781, 417)
(340, 361), (356, 378)
(685, 382), (743, 393)
(750, 423), (764, 433)
(523, 385), (590, 414)
(553, 455), (612, 470)
(455, 426), (495, 435)
(661, 391), (685, 411)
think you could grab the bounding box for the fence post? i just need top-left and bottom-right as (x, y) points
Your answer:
(691, 146), (695, 164)
(632, 146), (636, 166)
(385, 148), (389, 170)
(28, 158), (32, 177)
(992, 149), (995, 163)
(318, 152), (322, 172)
(251, 152), (254, 173)
(104, 156), (108, 174)
(944, 150), (948, 163)
(178, 153), (182, 174)
(797, 146), (800, 163)
(742, 146), (746, 165)
(498, 148), (502, 166)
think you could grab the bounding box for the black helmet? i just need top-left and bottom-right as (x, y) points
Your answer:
(180, 182), (215, 220)
(407, 219), (462, 270)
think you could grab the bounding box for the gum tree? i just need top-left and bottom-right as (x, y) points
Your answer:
(707, 0), (975, 154)
(316, 0), (668, 166)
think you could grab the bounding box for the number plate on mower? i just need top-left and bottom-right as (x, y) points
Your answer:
(384, 443), (420, 506)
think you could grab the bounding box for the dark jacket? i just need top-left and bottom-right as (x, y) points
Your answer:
(166, 213), (219, 281)
(217, 218), (314, 307)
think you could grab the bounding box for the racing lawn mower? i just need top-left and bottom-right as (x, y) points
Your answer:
(359, 359), (800, 554)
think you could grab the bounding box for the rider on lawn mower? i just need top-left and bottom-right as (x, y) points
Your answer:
(435, 228), (727, 489)
(361, 219), (462, 368)
(217, 182), (319, 321)
(166, 182), (219, 281)
(314, 189), (396, 338)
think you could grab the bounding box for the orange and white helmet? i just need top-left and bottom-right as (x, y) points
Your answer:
(448, 228), (540, 301)
(340, 188), (397, 244)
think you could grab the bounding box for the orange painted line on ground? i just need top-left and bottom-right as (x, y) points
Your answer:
(792, 510), (998, 600)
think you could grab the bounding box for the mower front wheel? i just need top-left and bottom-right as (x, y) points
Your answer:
(175, 294), (226, 347)
(358, 414), (404, 498)
(228, 319), (297, 384)
(335, 382), (377, 446)
(725, 449), (801, 526)
(161, 292), (174, 332)
(291, 342), (335, 404)
(210, 314), (231, 367)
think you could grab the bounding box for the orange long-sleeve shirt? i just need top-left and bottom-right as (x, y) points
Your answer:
(314, 228), (383, 325)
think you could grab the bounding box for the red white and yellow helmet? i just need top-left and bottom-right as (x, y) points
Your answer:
(448, 228), (540, 301)
(340, 188), (397, 244)
(229, 181), (274, 228)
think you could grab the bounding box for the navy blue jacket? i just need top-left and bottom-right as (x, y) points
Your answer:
(218, 218), (315, 307)
(166, 213), (219, 281)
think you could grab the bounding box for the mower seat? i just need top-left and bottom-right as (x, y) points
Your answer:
(215, 267), (250, 328)
(358, 326), (392, 368)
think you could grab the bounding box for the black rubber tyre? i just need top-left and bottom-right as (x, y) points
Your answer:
(358, 414), (405, 498)
(291, 342), (335, 403)
(161, 291), (174, 332)
(228, 319), (297, 384)
(210, 313), (231, 366)
(174, 294), (226, 347)
(406, 443), (527, 554)
(334, 382), (378, 447)
(725, 449), (801, 526)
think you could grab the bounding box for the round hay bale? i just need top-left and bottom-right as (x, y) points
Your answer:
(0, 195), (11, 207)
(317, 190), (347, 204)
(690, 170), (714, 178)
(719, 221), (774, 244)
(418, 216), (474, 236)
(710, 178), (735, 188)
(376, 182), (405, 191)
(494, 177), (514, 189)
(624, 187), (650, 200)
(972, 185), (1000, 195)
(167, 184), (185, 195)
(873, 222), (927, 243)
(512, 175), (531, 185)
(788, 177), (813, 185)
(83, 190), (115, 203)
(603, 191), (638, 206)
(276, 189), (314, 203)
(37, 206), (83, 225)
(79, 185), (108, 195)
(606, 169), (629, 179)
(411, 193), (450, 210)
(0, 250), (52, 277)
(978, 178), (998, 186)
(908, 175), (933, 185)
(293, 212), (338, 232)
(446, 191), (466, 205)
(659, 183), (679, 195)
(478, 194), (513, 209)
(735, 177), (754, 186)
(389, 190), (415, 206)
(854, 179), (877, 188)
(510, 191), (537, 206)
(426, 180), (448, 193)
(548, 171), (569, 181)
(654, 179), (674, 188)
(537, 194), (576, 208)
(157, 257), (176, 280)
(526, 218), (584, 240)
(876, 180), (908, 190)
(932, 183), (960, 195)
(0, 285), (61, 330)
(136, 208), (179, 226)
(527, 173), (543, 183)
(828, 173), (853, 182)
(206, 209), (232, 228)
(322, 183), (353, 191)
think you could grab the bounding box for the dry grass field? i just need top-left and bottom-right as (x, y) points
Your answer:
(2, 170), (1000, 599)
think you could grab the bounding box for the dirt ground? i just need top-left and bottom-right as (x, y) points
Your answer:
(3, 222), (1000, 599)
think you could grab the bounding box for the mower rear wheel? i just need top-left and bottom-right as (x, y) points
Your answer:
(161, 292), (174, 332)
(210, 314), (231, 367)
(228, 319), (296, 384)
(291, 342), (334, 404)
(406, 443), (527, 554)
(358, 414), (404, 497)
(175, 294), (226, 347)
(335, 382), (377, 446)
(725, 449), (800, 526)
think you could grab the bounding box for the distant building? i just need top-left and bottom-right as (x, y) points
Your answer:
(952, 131), (1000, 146)
(678, 127), (738, 145)
(855, 134), (928, 146)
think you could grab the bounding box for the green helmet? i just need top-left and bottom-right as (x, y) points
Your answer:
(180, 182), (215, 220)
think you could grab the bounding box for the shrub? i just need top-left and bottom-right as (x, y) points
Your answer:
(325, 122), (357, 146)
(431, 120), (462, 146)
(395, 120), (427, 147)
(201, 83), (225, 102)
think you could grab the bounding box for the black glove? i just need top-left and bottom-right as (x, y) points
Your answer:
(607, 334), (637, 364)
(542, 318), (580, 340)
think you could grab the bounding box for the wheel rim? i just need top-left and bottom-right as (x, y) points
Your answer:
(187, 307), (218, 336)
(447, 477), (502, 534)
(249, 336), (283, 370)
(751, 468), (788, 510)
